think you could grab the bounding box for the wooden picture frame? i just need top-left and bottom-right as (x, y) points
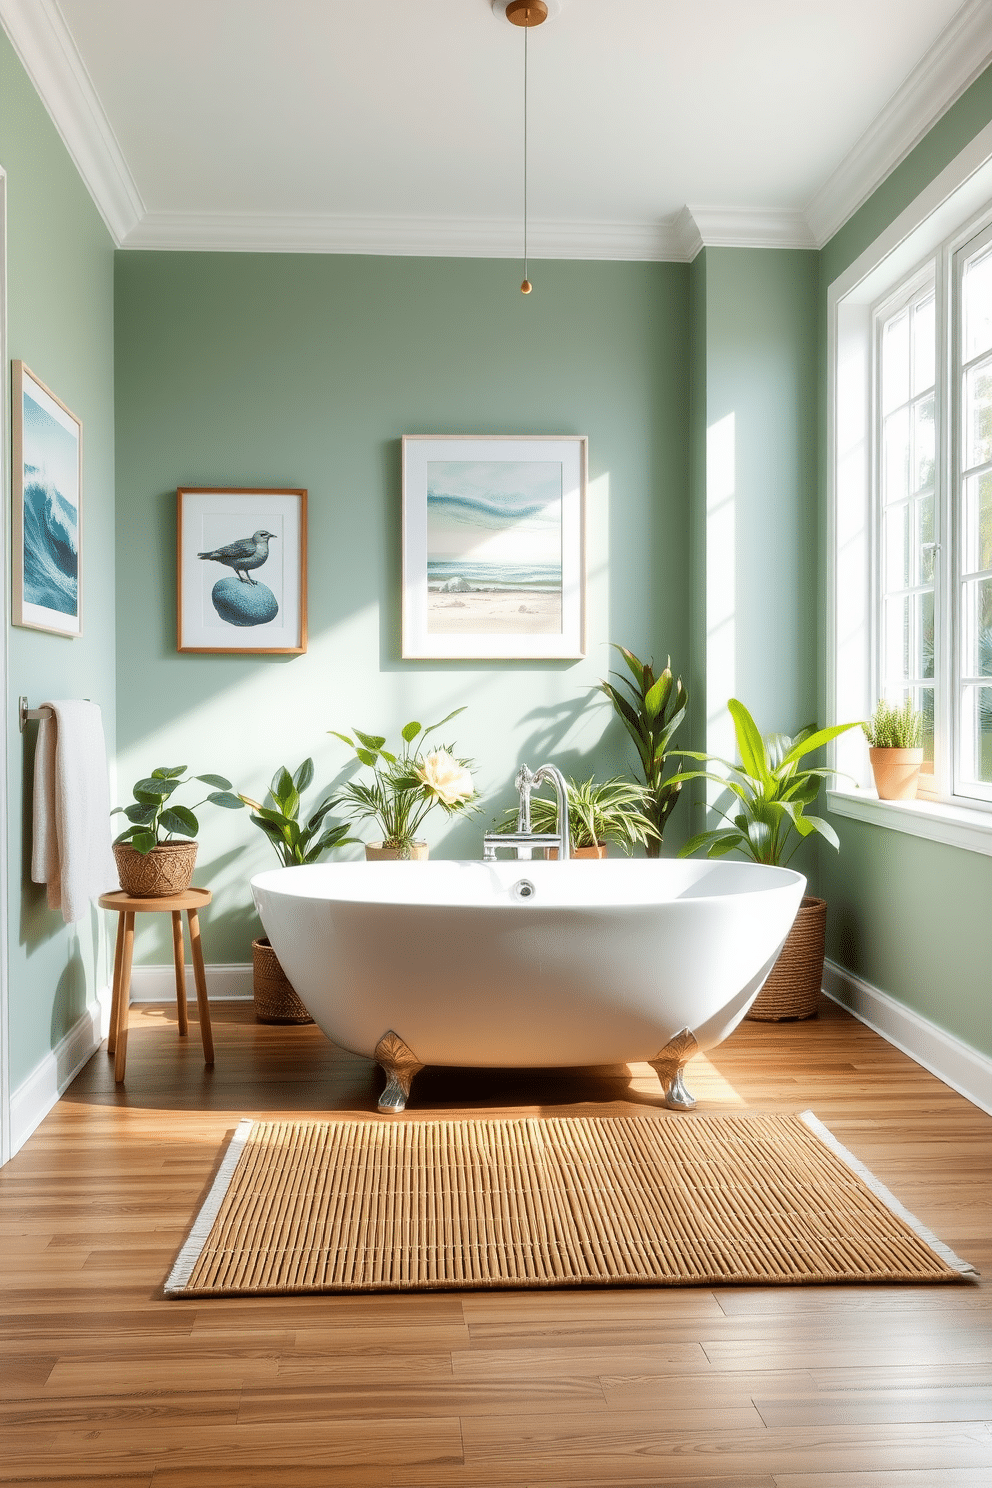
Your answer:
(177, 488), (307, 654)
(401, 434), (587, 660)
(12, 361), (83, 638)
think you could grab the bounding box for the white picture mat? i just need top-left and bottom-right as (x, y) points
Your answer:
(179, 492), (302, 650)
(402, 436), (586, 659)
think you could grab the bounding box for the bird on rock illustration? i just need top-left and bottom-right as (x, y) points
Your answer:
(197, 530), (276, 585)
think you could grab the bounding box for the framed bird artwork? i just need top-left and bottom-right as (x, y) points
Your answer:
(177, 488), (307, 654)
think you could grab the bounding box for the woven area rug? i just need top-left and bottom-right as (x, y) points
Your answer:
(165, 1112), (976, 1297)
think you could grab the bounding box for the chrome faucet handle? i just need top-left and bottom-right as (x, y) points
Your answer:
(530, 763), (571, 861)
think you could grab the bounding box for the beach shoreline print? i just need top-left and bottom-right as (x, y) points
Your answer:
(426, 460), (563, 635)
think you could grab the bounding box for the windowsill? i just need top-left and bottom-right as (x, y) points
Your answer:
(826, 788), (992, 858)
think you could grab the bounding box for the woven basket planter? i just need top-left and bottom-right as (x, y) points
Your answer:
(746, 895), (827, 1022)
(113, 840), (198, 897)
(252, 938), (314, 1025)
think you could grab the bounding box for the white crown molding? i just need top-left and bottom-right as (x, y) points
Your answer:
(806, 0), (992, 248)
(684, 207), (816, 255)
(121, 210), (687, 261)
(0, 0), (143, 245)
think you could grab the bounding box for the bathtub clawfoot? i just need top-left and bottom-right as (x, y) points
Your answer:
(649, 1027), (699, 1111)
(374, 1030), (423, 1114)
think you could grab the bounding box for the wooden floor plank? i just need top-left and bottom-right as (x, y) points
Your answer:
(0, 997), (988, 1486)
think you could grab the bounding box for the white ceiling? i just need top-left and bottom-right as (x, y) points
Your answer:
(2, 0), (991, 257)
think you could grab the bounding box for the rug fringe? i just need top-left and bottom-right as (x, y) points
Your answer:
(798, 1110), (979, 1280)
(164, 1118), (255, 1296)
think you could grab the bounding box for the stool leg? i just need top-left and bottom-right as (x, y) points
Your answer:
(186, 908), (214, 1066)
(172, 911), (189, 1036)
(107, 912), (126, 1056)
(114, 912), (135, 1084)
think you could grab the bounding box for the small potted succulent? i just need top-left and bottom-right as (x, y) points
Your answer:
(330, 710), (478, 859)
(669, 699), (861, 1020)
(240, 758), (356, 1023)
(600, 645), (688, 855)
(862, 698), (925, 800)
(494, 775), (658, 858)
(112, 767), (244, 896)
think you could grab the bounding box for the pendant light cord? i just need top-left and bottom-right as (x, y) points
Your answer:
(523, 25), (529, 286)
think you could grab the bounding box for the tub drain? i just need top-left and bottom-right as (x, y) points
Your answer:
(512, 878), (536, 900)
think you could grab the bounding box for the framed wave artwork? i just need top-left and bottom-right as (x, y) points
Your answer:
(12, 362), (83, 638)
(401, 435), (587, 660)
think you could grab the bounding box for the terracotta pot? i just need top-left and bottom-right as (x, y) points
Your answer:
(113, 840), (198, 897)
(746, 895), (827, 1022)
(546, 843), (608, 859)
(364, 841), (429, 861)
(869, 747), (924, 801)
(252, 937), (313, 1025)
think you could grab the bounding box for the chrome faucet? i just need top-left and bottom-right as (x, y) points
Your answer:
(482, 763), (571, 862)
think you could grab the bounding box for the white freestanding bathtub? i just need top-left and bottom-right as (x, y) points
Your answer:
(251, 858), (805, 1113)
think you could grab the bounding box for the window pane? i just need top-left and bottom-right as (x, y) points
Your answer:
(912, 394), (935, 492)
(882, 309), (909, 413)
(919, 492), (936, 583)
(961, 577), (992, 678)
(963, 471), (992, 575)
(883, 406), (909, 504)
(959, 685), (992, 788)
(964, 245), (992, 362)
(912, 294), (935, 396)
(914, 685), (935, 766)
(883, 504), (910, 590)
(883, 592), (933, 684)
(920, 588), (935, 679)
(964, 359), (992, 471)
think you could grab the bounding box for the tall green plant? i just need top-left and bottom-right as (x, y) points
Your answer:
(600, 645), (688, 855)
(670, 699), (861, 866)
(240, 759), (356, 866)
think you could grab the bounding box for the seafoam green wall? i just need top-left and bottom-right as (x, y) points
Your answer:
(820, 61), (992, 1058)
(688, 247), (820, 882)
(114, 252), (691, 963)
(1, 32), (117, 1090)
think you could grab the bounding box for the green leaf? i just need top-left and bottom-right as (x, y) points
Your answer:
(420, 706), (466, 741)
(328, 730), (354, 747)
(197, 773), (232, 790)
(799, 813), (841, 852)
(134, 777), (176, 799)
(153, 766), (187, 780)
(727, 699), (769, 784)
(292, 758), (314, 793)
(160, 805), (198, 836)
(271, 767), (294, 802)
(678, 828), (741, 859)
(355, 748), (378, 768)
(643, 675), (666, 720)
(124, 803), (157, 824)
(779, 719), (863, 768)
(401, 721), (422, 743)
(130, 829), (158, 855)
(613, 644), (645, 691)
(133, 787), (161, 806)
(354, 729), (386, 750)
(207, 791), (245, 810)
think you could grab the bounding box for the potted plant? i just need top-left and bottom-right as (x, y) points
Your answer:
(862, 698), (925, 800)
(494, 775), (658, 858)
(111, 767), (244, 896)
(330, 710), (478, 859)
(599, 645), (688, 855)
(669, 699), (861, 1020)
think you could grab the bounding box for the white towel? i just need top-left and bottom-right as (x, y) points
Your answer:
(31, 700), (119, 924)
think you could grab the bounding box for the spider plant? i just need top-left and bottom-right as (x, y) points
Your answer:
(495, 775), (658, 854)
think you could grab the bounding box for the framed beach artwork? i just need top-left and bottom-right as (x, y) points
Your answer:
(177, 487), (307, 654)
(11, 362), (82, 638)
(401, 435), (587, 660)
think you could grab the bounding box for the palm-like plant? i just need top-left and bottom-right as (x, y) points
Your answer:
(670, 699), (861, 866)
(599, 645), (688, 856)
(495, 775), (658, 854)
(240, 759), (356, 866)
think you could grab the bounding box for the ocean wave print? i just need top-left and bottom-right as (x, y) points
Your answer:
(23, 467), (78, 615)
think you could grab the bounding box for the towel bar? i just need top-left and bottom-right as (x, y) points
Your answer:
(18, 697), (54, 731)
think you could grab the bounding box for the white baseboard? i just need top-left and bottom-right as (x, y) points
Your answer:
(822, 958), (992, 1117)
(9, 988), (111, 1157)
(128, 962), (253, 1002)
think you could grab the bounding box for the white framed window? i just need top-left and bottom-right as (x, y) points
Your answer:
(827, 119), (992, 854)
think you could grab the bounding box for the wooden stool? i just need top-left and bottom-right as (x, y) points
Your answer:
(98, 887), (214, 1083)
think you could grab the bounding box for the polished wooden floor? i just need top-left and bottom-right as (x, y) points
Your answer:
(1, 996), (990, 1487)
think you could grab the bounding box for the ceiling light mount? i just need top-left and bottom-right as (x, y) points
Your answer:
(491, 0), (561, 25)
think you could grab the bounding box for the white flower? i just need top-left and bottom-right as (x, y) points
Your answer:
(415, 749), (474, 806)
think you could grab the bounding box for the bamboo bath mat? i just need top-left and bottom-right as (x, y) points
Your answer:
(165, 1112), (975, 1297)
